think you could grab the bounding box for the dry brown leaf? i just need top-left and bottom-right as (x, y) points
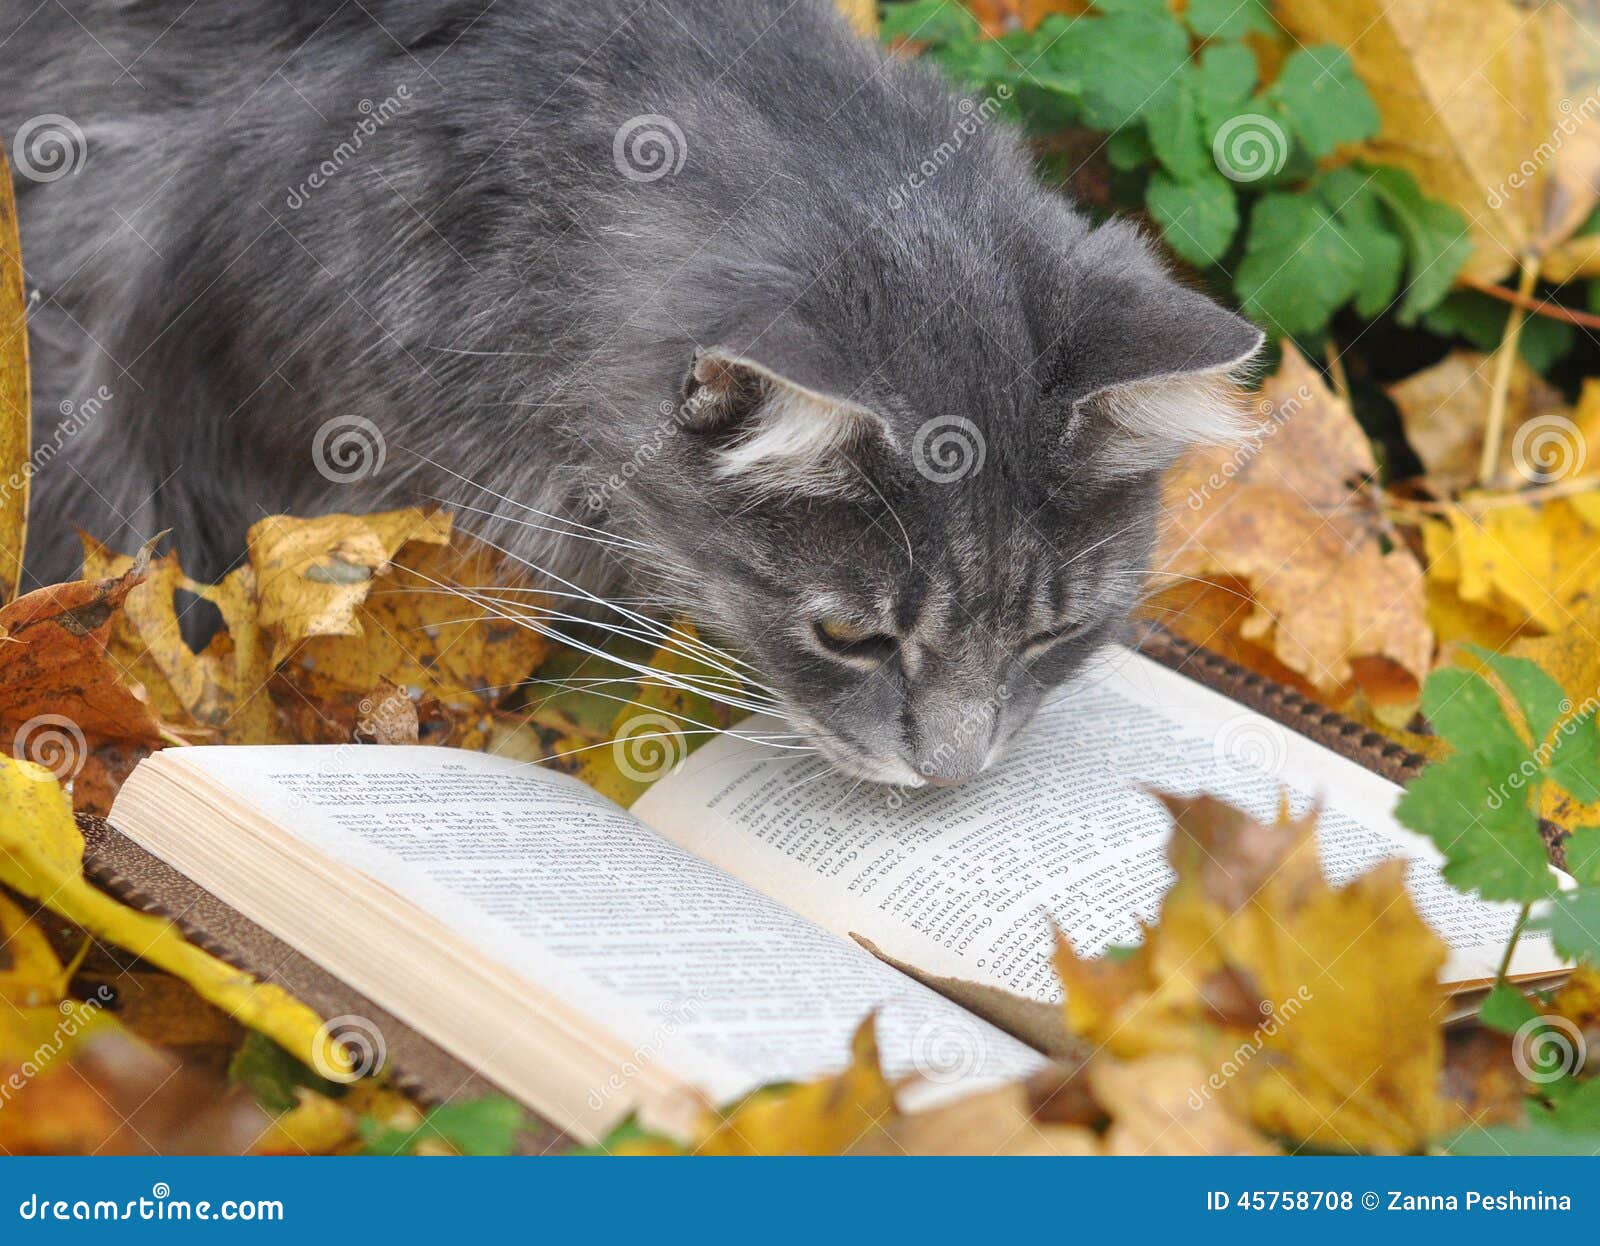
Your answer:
(1055, 793), (1449, 1154)
(1276, 0), (1551, 283)
(1388, 350), (1572, 494)
(273, 518), (547, 740)
(1090, 1054), (1279, 1156)
(1157, 344), (1432, 702)
(0, 145), (28, 604)
(0, 543), (168, 772)
(0, 890), (76, 1008)
(81, 535), (287, 746)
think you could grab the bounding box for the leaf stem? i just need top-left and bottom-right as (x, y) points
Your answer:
(1495, 902), (1532, 985)
(1476, 253), (1540, 488)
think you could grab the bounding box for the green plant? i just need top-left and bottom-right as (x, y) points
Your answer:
(880, 0), (1471, 345)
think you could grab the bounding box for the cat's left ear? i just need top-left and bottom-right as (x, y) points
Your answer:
(1064, 276), (1264, 465)
(679, 327), (896, 494)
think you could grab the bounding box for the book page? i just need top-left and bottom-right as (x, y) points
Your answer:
(633, 647), (1561, 993)
(154, 747), (1044, 1110)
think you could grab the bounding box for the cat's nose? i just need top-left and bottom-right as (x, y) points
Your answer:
(923, 772), (973, 788)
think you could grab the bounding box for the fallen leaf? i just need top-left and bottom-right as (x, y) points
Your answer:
(248, 508), (452, 667)
(1055, 793), (1449, 1153)
(0, 890), (76, 1008)
(0, 144), (28, 604)
(833, 0), (879, 38)
(0, 543), (168, 779)
(1387, 350), (1574, 493)
(1423, 495), (1600, 634)
(81, 535), (287, 746)
(0, 756), (340, 1077)
(1156, 344), (1433, 703)
(1091, 1053), (1279, 1156)
(692, 1015), (896, 1155)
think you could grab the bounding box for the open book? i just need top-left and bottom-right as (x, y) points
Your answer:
(108, 646), (1566, 1143)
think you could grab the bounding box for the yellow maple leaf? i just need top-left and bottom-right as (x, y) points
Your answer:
(1055, 793), (1449, 1154)
(1423, 495), (1600, 635)
(0, 756), (341, 1077)
(1155, 344), (1432, 704)
(833, 0), (878, 37)
(691, 1016), (896, 1155)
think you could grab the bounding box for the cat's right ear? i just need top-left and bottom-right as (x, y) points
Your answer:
(677, 346), (896, 495)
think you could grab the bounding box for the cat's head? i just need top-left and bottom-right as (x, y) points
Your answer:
(601, 209), (1261, 788)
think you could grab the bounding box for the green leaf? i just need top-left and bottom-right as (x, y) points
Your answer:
(1464, 645), (1571, 746)
(1421, 292), (1576, 374)
(227, 1031), (340, 1115)
(1316, 168), (1404, 320)
(1144, 68), (1208, 182)
(1547, 710), (1600, 803)
(1234, 191), (1365, 337)
(1421, 666), (1529, 764)
(1192, 42), (1259, 140)
(1105, 125), (1153, 172)
(1565, 829), (1600, 886)
(1362, 166), (1473, 323)
(1147, 169), (1240, 267)
(569, 1113), (683, 1156)
(1452, 1068), (1600, 1153)
(1056, 12), (1192, 131)
(1263, 45), (1380, 158)
(1183, 0), (1274, 39)
(1395, 760), (1555, 902)
(1479, 981), (1542, 1034)
(1395, 667), (1554, 903)
(1538, 886), (1600, 964)
(360, 1096), (527, 1156)
(879, 0), (982, 47)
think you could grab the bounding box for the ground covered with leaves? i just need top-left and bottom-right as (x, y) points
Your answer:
(5, 0), (1600, 1155)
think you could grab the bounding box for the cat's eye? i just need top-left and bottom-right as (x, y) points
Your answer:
(813, 616), (897, 660)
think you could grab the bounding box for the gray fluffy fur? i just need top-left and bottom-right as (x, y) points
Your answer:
(6, 0), (1260, 785)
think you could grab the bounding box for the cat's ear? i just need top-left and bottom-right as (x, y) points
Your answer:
(679, 339), (896, 495)
(1064, 277), (1264, 467)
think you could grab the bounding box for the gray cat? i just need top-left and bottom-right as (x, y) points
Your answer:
(7, 0), (1260, 786)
